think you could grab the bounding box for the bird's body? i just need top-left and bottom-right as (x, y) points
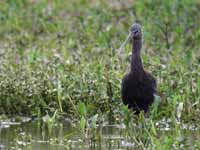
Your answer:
(122, 71), (156, 114)
(121, 24), (156, 114)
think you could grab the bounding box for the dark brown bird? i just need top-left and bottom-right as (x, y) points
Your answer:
(120, 24), (157, 114)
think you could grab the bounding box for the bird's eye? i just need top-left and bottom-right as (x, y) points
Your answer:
(134, 30), (138, 34)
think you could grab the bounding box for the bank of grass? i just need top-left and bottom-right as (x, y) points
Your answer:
(0, 0), (200, 148)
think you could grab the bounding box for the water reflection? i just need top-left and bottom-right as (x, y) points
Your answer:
(0, 117), (199, 150)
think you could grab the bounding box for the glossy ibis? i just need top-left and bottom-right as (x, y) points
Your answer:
(120, 24), (157, 114)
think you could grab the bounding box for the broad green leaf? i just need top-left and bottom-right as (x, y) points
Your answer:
(78, 102), (87, 117)
(80, 116), (86, 134)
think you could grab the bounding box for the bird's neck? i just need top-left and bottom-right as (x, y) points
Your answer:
(131, 37), (144, 75)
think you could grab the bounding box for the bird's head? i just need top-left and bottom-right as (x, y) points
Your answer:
(130, 23), (142, 39)
(117, 23), (142, 55)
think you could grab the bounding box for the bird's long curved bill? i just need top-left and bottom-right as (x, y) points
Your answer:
(117, 32), (132, 55)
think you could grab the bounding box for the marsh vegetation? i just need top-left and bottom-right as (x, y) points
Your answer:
(0, 0), (200, 149)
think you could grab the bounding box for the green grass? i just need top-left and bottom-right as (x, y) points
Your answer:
(0, 0), (200, 149)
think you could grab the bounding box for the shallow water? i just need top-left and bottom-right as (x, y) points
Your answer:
(0, 120), (128, 150)
(0, 117), (199, 150)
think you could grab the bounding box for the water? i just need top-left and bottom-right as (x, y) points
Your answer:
(0, 117), (199, 150)
(0, 117), (74, 150)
